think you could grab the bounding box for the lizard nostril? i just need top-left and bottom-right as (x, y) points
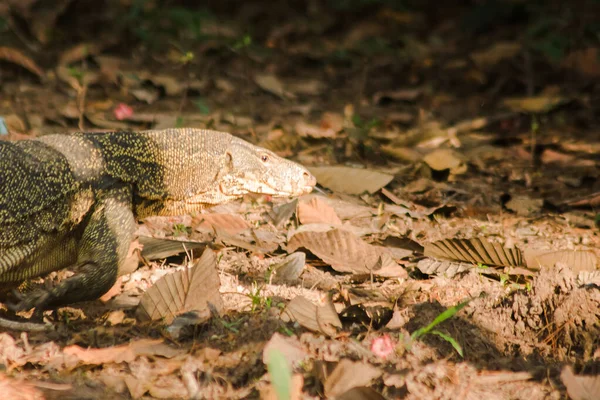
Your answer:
(303, 171), (316, 186)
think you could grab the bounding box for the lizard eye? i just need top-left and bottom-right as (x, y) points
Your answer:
(260, 154), (269, 163)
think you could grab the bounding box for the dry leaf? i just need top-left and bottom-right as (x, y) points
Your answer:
(337, 387), (386, 400)
(504, 195), (543, 216)
(288, 228), (407, 277)
(0, 47), (44, 78)
(272, 252), (306, 284)
(255, 74), (296, 99)
(561, 366), (600, 400)
(63, 339), (183, 366)
(562, 47), (600, 78)
(298, 197), (342, 225)
(262, 333), (307, 368)
(502, 96), (567, 113)
(471, 41), (521, 67)
(308, 166), (394, 195)
(281, 296), (342, 336)
(423, 149), (466, 174)
(416, 258), (473, 278)
(136, 249), (223, 323)
(373, 87), (422, 104)
(424, 238), (524, 268)
(324, 359), (382, 398)
(524, 249), (597, 272)
(193, 213), (251, 235)
(269, 198), (299, 227)
(139, 236), (207, 261)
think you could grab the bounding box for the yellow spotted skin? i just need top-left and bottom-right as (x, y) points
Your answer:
(0, 128), (316, 312)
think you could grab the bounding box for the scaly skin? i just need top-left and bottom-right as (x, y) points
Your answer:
(0, 128), (316, 314)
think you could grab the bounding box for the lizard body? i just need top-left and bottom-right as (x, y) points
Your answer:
(0, 128), (315, 314)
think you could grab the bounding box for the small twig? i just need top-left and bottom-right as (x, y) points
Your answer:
(0, 316), (54, 332)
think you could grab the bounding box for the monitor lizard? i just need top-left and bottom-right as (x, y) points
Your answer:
(0, 128), (316, 321)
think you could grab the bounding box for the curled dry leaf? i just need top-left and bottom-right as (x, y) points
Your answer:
(308, 166), (394, 195)
(269, 198), (299, 227)
(560, 366), (600, 400)
(297, 196), (342, 225)
(272, 252), (306, 284)
(281, 295), (342, 336)
(324, 359), (382, 398)
(136, 249), (223, 323)
(424, 238), (524, 268)
(0, 47), (44, 78)
(288, 228), (407, 277)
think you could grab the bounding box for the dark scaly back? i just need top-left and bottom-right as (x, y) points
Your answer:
(0, 140), (79, 225)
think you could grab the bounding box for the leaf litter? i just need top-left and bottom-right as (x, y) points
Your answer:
(1, 1), (600, 399)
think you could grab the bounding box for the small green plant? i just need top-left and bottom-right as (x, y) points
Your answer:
(476, 262), (489, 270)
(499, 273), (510, 287)
(172, 223), (191, 236)
(410, 299), (470, 357)
(232, 34), (252, 51)
(220, 318), (243, 333)
(248, 282), (272, 312)
(266, 349), (293, 400)
(192, 97), (210, 115)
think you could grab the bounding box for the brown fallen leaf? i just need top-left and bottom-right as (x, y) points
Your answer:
(324, 359), (382, 398)
(297, 196), (342, 225)
(471, 41), (521, 68)
(262, 333), (308, 368)
(308, 166), (394, 195)
(562, 47), (600, 78)
(288, 228), (407, 277)
(272, 252), (306, 284)
(63, 339), (184, 366)
(561, 366), (600, 400)
(193, 213), (251, 235)
(136, 249), (223, 323)
(281, 295), (342, 336)
(255, 73), (296, 99)
(502, 95), (567, 113)
(423, 149), (467, 175)
(424, 238), (524, 268)
(0, 47), (44, 79)
(504, 195), (543, 216)
(0, 373), (45, 400)
(416, 258), (473, 278)
(524, 249), (597, 272)
(336, 386), (386, 400)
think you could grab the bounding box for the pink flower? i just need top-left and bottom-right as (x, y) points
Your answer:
(371, 334), (394, 359)
(114, 103), (133, 120)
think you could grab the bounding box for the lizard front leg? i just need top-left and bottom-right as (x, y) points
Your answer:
(13, 186), (136, 314)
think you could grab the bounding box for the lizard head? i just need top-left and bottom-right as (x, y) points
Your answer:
(218, 136), (316, 198)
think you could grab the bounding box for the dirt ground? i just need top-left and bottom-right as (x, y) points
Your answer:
(0, 1), (599, 399)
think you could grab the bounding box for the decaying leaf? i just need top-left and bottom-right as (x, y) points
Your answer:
(0, 47), (44, 78)
(502, 95), (567, 113)
(298, 196), (342, 225)
(577, 271), (600, 287)
(416, 258), (473, 278)
(281, 295), (342, 336)
(193, 213), (251, 235)
(308, 166), (394, 195)
(423, 149), (466, 174)
(336, 387), (386, 400)
(63, 339), (184, 366)
(269, 198), (299, 227)
(561, 366), (600, 400)
(504, 195), (543, 216)
(471, 41), (521, 67)
(424, 238), (524, 268)
(255, 74), (296, 99)
(262, 333), (308, 368)
(272, 252), (306, 283)
(324, 359), (382, 398)
(288, 228), (407, 277)
(136, 249), (223, 323)
(524, 249), (597, 272)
